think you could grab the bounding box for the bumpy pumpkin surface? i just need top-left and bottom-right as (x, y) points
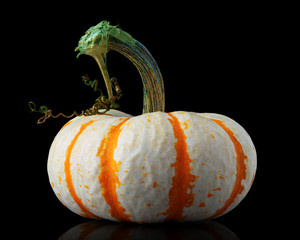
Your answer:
(48, 109), (256, 223)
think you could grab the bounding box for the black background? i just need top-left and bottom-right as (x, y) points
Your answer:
(8, 2), (294, 239)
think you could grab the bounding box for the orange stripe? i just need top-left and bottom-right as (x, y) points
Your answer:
(60, 120), (73, 130)
(158, 113), (196, 221)
(64, 120), (99, 218)
(97, 118), (132, 222)
(208, 119), (247, 219)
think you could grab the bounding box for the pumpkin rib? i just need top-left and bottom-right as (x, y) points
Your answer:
(64, 120), (100, 219)
(207, 119), (248, 219)
(157, 113), (196, 221)
(97, 118), (132, 222)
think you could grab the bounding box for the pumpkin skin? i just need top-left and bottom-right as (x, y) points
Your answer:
(47, 109), (256, 223)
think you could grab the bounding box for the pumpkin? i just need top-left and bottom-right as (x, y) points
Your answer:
(46, 21), (256, 223)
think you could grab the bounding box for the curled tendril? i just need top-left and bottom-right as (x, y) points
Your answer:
(28, 101), (48, 114)
(29, 76), (122, 124)
(39, 105), (48, 114)
(82, 74), (103, 94)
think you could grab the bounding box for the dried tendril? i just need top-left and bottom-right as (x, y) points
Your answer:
(29, 75), (122, 124)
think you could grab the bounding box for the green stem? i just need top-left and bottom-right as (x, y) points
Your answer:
(91, 52), (113, 99)
(76, 21), (165, 113)
(108, 39), (165, 113)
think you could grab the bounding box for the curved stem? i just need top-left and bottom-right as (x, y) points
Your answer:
(91, 52), (113, 99)
(108, 38), (165, 113)
(75, 21), (165, 114)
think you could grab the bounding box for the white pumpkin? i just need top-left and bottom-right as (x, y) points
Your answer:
(46, 21), (257, 223)
(48, 109), (256, 223)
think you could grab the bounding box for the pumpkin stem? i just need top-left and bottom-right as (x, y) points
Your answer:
(75, 20), (165, 113)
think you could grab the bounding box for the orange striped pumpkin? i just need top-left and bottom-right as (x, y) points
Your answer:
(48, 110), (256, 223)
(47, 21), (256, 223)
